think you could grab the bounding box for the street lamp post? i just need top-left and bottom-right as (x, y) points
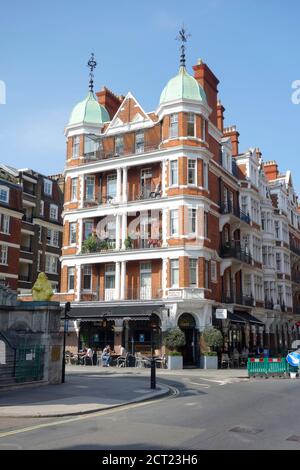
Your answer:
(61, 302), (71, 384)
(150, 319), (156, 389)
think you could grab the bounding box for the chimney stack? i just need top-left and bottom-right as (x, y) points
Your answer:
(262, 161), (278, 181)
(96, 87), (124, 120)
(193, 60), (219, 126)
(223, 126), (239, 156)
(217, 100), (225, 133)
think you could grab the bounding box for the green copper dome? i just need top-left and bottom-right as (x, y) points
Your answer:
(68, 92), (110, 125)
(160, 66), (207, 105)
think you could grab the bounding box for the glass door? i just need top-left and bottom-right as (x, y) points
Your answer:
(105, 264), (116, 301)
(140, 262), (152, 299)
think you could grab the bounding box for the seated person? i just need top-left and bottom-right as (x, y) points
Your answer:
(101, 345), (111, 367)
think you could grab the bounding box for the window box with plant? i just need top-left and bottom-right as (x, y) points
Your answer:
(200, 327), (223, 369)
(163, 327), (185, 370)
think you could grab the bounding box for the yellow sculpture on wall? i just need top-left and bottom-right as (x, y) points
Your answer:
(32, 272), (53, 301)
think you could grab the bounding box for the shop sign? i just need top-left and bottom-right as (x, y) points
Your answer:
(139, 334), (145, 343)
(216, 309), (227, 319)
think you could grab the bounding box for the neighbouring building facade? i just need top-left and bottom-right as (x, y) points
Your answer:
(58, 51), (300, 365)
(0, 165), (64, 294)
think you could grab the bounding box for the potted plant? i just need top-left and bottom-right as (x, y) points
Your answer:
(200, 327), (223, 369)
(124, 236), (133, 249)
(163, 327), (185, 369)
(81, 234), (99, 253)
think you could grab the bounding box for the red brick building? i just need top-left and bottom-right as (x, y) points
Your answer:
(0, 165), (63, 293)
(58, 53), (300, 363)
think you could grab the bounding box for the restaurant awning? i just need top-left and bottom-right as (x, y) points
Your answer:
(233, 310), (265, 326)
(227, 311), (246, 323)
(63, 304), (165, 320)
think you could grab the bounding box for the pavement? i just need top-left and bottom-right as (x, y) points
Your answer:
(0, 372), (169, 418)
(0, 365), (249, 418)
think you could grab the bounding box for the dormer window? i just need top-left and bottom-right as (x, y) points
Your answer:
(187, 113), (195, 137)
(169, 114), (178, 138)
(43, 179), (52, 196)
(135, 132), (144, 154)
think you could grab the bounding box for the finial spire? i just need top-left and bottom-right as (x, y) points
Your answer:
(87, 53), (97, 93)
(176, 26), (191, 68)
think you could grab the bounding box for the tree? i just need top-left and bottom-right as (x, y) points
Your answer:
(202, 327), (223, 351)
(163, 328), (186, 352)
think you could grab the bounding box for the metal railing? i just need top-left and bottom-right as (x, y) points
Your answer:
(80, 287), (162, 301)
(220, 242), (252, 264)
(220, 203), (251, 224)
(82, 144), (160, 163)
(221, 293), (254, 306)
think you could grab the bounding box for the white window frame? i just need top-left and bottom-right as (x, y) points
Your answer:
(67, 267), (75, 292)
(203, 162), (208, 189)
(83, 265), (92, 291)
(0, 245), (8, 265)
(0, 214), (9, 234)
(187, 113), (195, 137)
(170, 160), (178, 186)
(170, 209), (179, 236)
(72, 136), (80, 159)
(169, 114), (178, 139)
(49, 204), (58, 221)
(40, 200), (44, 216)
(189, 258), (198, 287)
(170, 259), (179, 287)
(0, 186), (9, 204)
(43, 179), (53, 196)
(188, 159), (196, 185)
(71, 178), (78, 201)
(45, 254), (58, 274)
(69, 223), (77, 245)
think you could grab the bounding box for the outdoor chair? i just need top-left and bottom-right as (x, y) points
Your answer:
(117, 352), (129, 368)
(155, 355), (167, 369)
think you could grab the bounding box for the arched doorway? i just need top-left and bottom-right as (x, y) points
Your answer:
(178, 313), (198, 367)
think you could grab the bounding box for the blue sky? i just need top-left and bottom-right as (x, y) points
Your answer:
(0, 0), (300, 189)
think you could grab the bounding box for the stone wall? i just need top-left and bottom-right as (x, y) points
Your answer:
(0, 286), (63, 388)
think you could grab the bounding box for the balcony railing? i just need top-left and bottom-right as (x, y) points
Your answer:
(23, 187), (36, 196)
(221, 242), (252, 264)
(292, 271), (300, 283)
(290, 243), (300, 257)
(80, 287), (162, 301)
(82, 144), (160, 163)
(20, 245), (33, 253)
(19, 275), (31, 282)
(264, 299), (274, 310)
(220, 202), (251, 225)
(221, 292), (255, 306)
(81, 237), (162, 254)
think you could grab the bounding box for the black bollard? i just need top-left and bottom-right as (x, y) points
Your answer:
(150, 357), (156, 389)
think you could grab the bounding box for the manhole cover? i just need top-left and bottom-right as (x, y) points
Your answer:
(287, 435), (300, 442)
(229, 426), (263, 435)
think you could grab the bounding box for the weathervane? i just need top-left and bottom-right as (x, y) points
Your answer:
(176, 26), (191, 68)
(87, 53), (97, 93)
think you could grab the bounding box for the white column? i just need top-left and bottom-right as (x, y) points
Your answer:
(251, 273), (255, 303)
(116, 168), (122, 203)
(77, 218), (83, 254)
(120, 261), (126, 300)
(115, 261), (121, 300)
(162, 160), (166, 196)
(162, 258), (167, 298)
(122, 167), (128, 202)
(76, 264), (81, 301)
(80, 175), (85, 208)
(121, 212), (127, 249)
(162, 208), (167, 247)
(115, 214), (120, 250)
